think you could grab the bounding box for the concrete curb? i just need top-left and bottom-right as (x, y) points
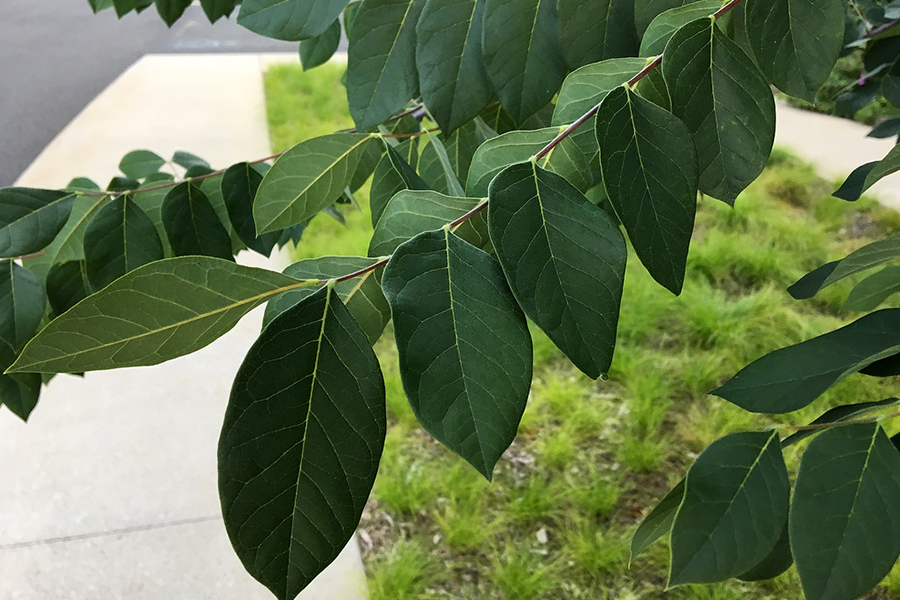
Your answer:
(2, 53), (366, 600)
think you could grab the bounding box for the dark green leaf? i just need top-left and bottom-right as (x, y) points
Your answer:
(10, 257), (312, 373)
(22, 195), (110, 279)
(385, 142), (430, 191)
(634, 0), (693, 34)
(552, 58), (646, 161)
(370, 139), (418, 226)
(84, 195), (165, 290)
(596, 85), (698, 294)
(488, 163), (626, 378)
(714, 309), (900, 413)
(66, 177), (101, 192)
(263, 256), (390, 344)
(482, 0), (567, 124)
(844, 265), (900, 311)
(369, 191), (486, 255)
(833, 161), (878, 202)
(119, 149), (165, 179)
(416, 0), (491, 132)
(466, 126), (592, 197)
(669, 431), (789, 585)
(161, 183), (233, 260)
(154, 0), (191, 26)
(220, 285), (385, 600)
(861, 352), (900, 376)
(868, 117), (900, 139)
(738, 522), (793, 582)
(89, 0), (114, 13)
(222, 163), (280, 257)
(238, 0), (349, 41)
(199, 0), (237, 21)
(381, 229), (532, 478)
(198, 173), (245, 255)
(112, 0), (153, 17)
(630, 479), (685, 564)
(557, 0), (638, 69)
(782, 397), (900, 447)
(745, 0), (844, 101)
(0, 342), (41, 421)
(664, 17), (776, 204)
(792, 233), (900, 300)
(421, 133), (465, 196)
(347, 0), (425, 130)
(350, 139), (386, 192)
(254, 133), (377, 233)
(0, 188), (77, 258)
(787, 260), (839, 299)
(640, 1), (720, 56)
(172, 151), (210, 171)
(791, 423), (900, 600)
(300, 19), (342, 70)
(46, 261), (90, 318)
(107, 176), (140, 192)
(0, 260), (46, 352)
(635, 67), (671, 110)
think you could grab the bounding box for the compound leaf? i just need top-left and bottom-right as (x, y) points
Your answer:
(220, 285), (385, 600)
(488, 163), (626, 378)
(381, 229), (532, 479)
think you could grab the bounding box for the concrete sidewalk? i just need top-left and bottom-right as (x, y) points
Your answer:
(1, 54), (366, 600)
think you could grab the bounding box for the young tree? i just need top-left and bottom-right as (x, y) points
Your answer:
(4, 0), (900, 599)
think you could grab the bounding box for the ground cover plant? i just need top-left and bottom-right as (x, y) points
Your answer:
(265, 61), (900, 600)
(7, 1), (900, 600)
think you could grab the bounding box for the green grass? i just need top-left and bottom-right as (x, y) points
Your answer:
(264, 63), (900, 599)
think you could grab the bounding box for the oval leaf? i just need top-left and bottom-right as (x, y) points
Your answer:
(237, 0), (349, 41)
(161, 182), (233, 260)
(713, 309), (900, 413)
(791, 423), (900, 600)
(669, 430), (790, 585)
(222, 163), (280, 257)
(118, 149), (165, 180)
(9, 257), (313, 374)
(639, 0), (721, 57)
(557, 0), (638, 69)
(488, 162), (626, 378)
(0, 260), (46, 352)
(300, 19), (342, 70)
(664, 17), (776, 205)
(220, 285), (386, 600)
(0, 188), (77, 258)
(381, 229), (533, 479)
(254, 133), (376, 233)
(596, 85), (698, 294)
(84, 195), (165, 290)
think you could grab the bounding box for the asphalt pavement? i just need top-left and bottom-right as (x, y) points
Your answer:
(0, 0), (300, 187)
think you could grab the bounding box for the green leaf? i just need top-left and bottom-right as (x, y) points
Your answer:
(422, 132), (465, 196)
(833, 143), (900, 201)
(844, 266), (900, 311)
(0, 342), (41, 421)
(198, 173), (245, 255)
(161, 183), (233, 260)
(300, 19), (341, 70)
(488, 163), (626, 378)
(22, 194), (110, 279)
(107, 176), (140, 192)
(89, 0), (115, 13)
(112, 0), (153, 17)
(66, 177), (101, 192)
(482, 0), (567, 124)
(9, 257), (314, 374)
(118, 150), (165, 179)
(668, 431), (790, 586)
(238, 0), (349, 41)
(596, 85), (698, 294)
(552, 58), (646, 161)
(263, 256), (390, 344)
(370, 191), (486, 256)
(635, 67), (671, 109)
(385, 142), (430, 191)
(713, 309), (900, 413)
(222, 163), (280, 257)
(791, 423), (900, 600)
(0, 188), (77, 258)
(640, 0), (720, 56)
(172, 151), (210, 171)
(782, 398), (900, 448)
(787, 260), (839, 299)
(791, 233), (900, 300)
(381, 229), (533, 479)
(557, 0), (638, 69)
(199, 0), (237, 21)
(370, 140), (419, 226)
(219, 285), (385, 600)
(254, 133), (377, 233)
(0, 260), (46, 353)
(346, 0), (425, 130)
(745, 0), (844, 101)
(466, 126), (592, 197)
(154, 0), (191, 25)
(663, 17), (776, 205)
(133, 183), (172, 257)
(416, 0), (491, 132)
(635, 0), (693, 34)
(46, 261), (90, 318)
(84, 195), (165, 290)
(630, 479), (685, 564)
(738, 522), (793, 582)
